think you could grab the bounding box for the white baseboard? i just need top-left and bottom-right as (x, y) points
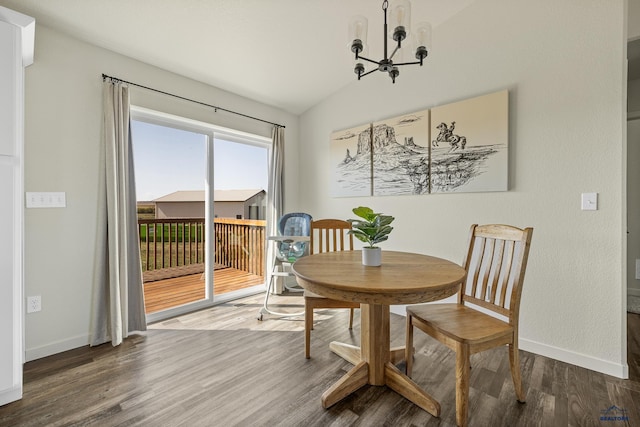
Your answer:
(0, 384), (22, 406)
(25, 333), (89, 362)
(628, 288), (640, 297)
(519, 338), (628, 379)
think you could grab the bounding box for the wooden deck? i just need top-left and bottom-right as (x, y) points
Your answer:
(143, 267), (264, 314)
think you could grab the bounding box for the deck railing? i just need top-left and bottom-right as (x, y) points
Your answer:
(215, 218), (265, 276)
(138, 218), (266, 277)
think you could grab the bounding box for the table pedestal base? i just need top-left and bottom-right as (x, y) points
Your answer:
(320, 304), (440, 417)
(329, 342), (406, 366)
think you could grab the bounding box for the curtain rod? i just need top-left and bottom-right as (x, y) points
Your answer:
(101, 73), (285, 129)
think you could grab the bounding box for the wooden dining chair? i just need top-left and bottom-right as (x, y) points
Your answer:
(405, 224), (533, 427)
(305, 219), (360, 359)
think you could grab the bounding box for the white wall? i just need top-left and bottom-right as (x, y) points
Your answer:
(22, 25), (299, 360)
(628, 3), (640, 297)
(629, 76), (640, 297)
(630, 0), (640, 40)
(629, 117), (640, 297)
(299, 0), (627, 377)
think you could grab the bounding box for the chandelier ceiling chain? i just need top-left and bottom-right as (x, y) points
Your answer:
(349, 0), (431, 83)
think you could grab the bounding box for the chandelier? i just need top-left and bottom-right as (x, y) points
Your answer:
(349, 0), (431, 83)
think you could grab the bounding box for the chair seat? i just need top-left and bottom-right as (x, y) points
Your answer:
(407, 303), (513, 345)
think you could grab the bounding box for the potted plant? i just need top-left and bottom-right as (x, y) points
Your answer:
(347, 206), (395, 266)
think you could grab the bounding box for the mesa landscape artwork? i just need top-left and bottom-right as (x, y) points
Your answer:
(330, 123), (372, 197)
(331, 89), (508, 197)
(372, 109), (430, 196)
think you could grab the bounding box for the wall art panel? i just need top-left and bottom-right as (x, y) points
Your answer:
(430, 89), (509, 193)
(372, 109), (430, 196)
(330, 123), (372, 197)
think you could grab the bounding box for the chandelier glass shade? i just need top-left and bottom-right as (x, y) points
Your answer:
(349, 0), (431, 83)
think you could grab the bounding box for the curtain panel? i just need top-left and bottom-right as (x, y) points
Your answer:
(265, 126), (284, 289)
(90, 80), (146, 346)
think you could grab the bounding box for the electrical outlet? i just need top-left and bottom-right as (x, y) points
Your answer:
(581, 192), (598, 211)
(27, 295), (41, 313)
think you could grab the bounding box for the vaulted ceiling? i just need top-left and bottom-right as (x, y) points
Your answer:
(0, 0), (476, 114)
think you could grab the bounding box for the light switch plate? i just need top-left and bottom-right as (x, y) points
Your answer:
(581, 193), (597, 211)
(26, 192), (66, 208)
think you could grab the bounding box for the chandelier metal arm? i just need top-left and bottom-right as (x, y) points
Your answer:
(388, 45), (399, 61)
(359, 68), (379, 79)
(392, 60), (423, 66)
(357, 55), (383, 66)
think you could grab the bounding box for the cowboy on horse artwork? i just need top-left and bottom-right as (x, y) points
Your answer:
(432, 121), (467, 151)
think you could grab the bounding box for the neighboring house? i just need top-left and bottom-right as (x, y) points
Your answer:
(152, 189), (266, 220)
(213, 189), (266, 220)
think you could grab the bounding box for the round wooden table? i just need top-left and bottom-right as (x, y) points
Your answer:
(292, 250), (466, 416)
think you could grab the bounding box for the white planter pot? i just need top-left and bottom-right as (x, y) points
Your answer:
(362, 247), (382, 266)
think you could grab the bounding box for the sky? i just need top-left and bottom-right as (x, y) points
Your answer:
(131, 120), (268, 201)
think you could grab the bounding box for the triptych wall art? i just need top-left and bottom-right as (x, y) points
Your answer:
(330, 89), (509, 197)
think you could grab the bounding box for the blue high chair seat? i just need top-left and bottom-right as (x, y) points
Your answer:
(258, 212), (312, 320)
(275, 213), (312, 262)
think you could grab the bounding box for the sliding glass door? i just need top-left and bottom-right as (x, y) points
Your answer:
(131, 107), (269, 322)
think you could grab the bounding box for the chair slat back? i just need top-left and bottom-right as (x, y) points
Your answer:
(460, 224), (533, 325)
(310, 219), (354, 254)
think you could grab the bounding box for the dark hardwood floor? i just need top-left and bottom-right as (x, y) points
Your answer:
(1, 295), (639, 426)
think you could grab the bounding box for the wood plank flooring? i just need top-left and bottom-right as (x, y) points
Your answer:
(143, 263), (205, 283)
(1, 295), (639, 426)
(143, 268), (264, 314)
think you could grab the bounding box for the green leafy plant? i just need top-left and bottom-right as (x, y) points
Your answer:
(347, 206), (395, 248)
